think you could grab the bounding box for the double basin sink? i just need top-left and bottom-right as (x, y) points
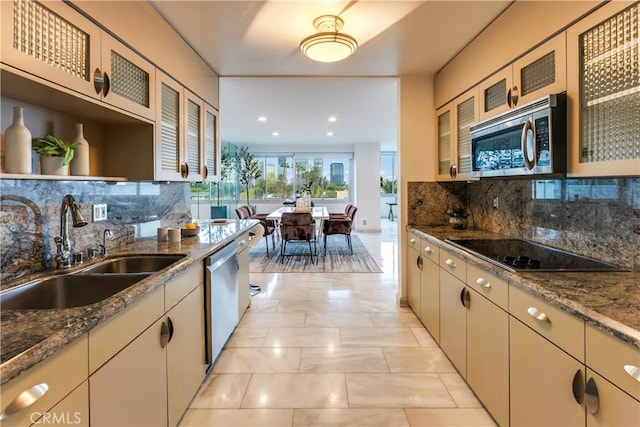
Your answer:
(0, 255), (186, 311)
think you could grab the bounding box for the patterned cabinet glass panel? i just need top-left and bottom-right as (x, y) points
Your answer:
(456, 96), (475, 176)
(203, 105), (219, 181)
(0, 0), (101, 99)
(185, 93), (204, 181)
(156, 72), (183, 181)
(578, 3), (639, 172)
(478, 66), (512, 121)
(437, 107), (452, 179)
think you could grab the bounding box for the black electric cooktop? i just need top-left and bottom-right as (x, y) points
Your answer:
(445, 239), (626, 272)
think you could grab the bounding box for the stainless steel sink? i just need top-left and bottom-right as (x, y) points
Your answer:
(0, 274), (149, 310)
(79, 254), (186, 274)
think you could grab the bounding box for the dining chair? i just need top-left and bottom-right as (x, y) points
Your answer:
(236, 206), (276, 256)
(322, 206), (357, 256)
(279, 212), (316, 264)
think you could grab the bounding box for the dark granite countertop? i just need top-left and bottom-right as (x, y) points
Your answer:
(408, 225), (640, 350)
(0, 219), (260, 385)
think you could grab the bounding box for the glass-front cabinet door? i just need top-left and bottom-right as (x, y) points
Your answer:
(567, 1), (640, 177)
(203, 104), (219, 182)
(1, 0), (101, 100)
(155, 71), (184, 181)
(436, 88), (478, 181)
(184, 90), (204, 181)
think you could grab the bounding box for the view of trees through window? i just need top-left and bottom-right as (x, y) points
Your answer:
(380, 151), (398, 195)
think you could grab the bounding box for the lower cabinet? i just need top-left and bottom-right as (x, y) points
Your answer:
(89, 317), (168, 426)
(166, 285), (206, 427)
(407, 244), (422, 318)
(237, 233), (251, 320)
(45, 381), (89, 427)
(466, 288), (509, 427)
(586, 370), (640, 427)
(419, 254), (440, 342)
(439, 268), (467, 377)
(510, 317), (585, 426)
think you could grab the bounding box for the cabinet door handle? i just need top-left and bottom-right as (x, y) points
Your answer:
(160, 320), (170, 348)
(0, 383), (49, 420)
(424, 246), (432, 254)
(445, 258), (456, 268)
(585, 377), (600, 415)
(511, 85), (519, 107)
(572, 369), (584, 405)
(460, 288), (470, 309)
(93, 68), (103, 95)
(409, 238), (416, 244)
(102, 72), (110, 97)
(180, 162), (189, 179)
(202, 165), (208, 180)
(507, 88), (512, 108)
(476, 277), (491, 288)
(527, 306), (551, 323)
(167, 316), (174, 343)
(624, 365), (640, 382)
(417, 256), (423, 271)
(449, 164), (457, 178)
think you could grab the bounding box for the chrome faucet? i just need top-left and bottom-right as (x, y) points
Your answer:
(100, 229), (113, 256)
(54, 195), (88, 269)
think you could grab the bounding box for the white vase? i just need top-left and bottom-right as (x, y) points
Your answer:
(4, 106), (32, 174)
(40, 155), (69, 176)
(71, 123), (90, 176)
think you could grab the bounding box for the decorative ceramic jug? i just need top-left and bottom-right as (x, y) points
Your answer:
(4, 106), (32, 174)
(71, 123), (90, 176)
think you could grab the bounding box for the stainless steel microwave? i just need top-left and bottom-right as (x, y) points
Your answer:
(470, 93), (566, 178)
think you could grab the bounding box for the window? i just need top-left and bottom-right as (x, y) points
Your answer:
(380, 151), (398, 195)
(254, 155), (294, 199)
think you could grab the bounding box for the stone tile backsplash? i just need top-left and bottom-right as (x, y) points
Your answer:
(408, 178), (640, 271)
(0, 179), (191, 281)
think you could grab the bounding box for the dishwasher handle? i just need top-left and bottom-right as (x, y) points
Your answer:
(205, 243), (237, 271)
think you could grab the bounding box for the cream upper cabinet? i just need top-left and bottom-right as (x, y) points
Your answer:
(97, 33), (155, 121)
(1, 0), (155, 122)
(479, 33), (567, 121)
(0, 0), (101, 101)
(436, 88), (478, 181)
(203, 104), (220, 182)
(155, 71), (217, 182)
(567, 1), (640, 177)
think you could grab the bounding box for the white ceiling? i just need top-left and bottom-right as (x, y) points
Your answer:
(150, 1), (512, 150)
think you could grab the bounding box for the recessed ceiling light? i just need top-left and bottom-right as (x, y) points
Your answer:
(328, 116), (337, 122)
(327, 132), (334, 136)
(272, 131), (279, 136)
(257, 116), (267, 122)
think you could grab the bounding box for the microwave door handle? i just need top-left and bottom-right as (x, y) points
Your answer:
(521, 120), (536, 170)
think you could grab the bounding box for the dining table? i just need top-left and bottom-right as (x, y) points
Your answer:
(266, 206), (329, 254)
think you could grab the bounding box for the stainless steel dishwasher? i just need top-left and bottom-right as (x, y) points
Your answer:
(204, 242), (238, 369)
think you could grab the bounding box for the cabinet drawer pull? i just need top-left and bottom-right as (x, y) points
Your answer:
(445, 258), (456, 268)
(527, 307), (551, 323)
(476, 277), (491, 288)
(0, 383), (49, 420)
(624, 365), (640, 382)
(409, 238), (416, 244)
(424, 246), (432, 254)
(572, 369), (584, 405)
(585, 377), (599, 415)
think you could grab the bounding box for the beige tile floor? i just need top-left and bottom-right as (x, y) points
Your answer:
(180, 220), (497, 427)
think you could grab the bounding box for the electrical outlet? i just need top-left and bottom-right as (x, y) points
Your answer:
(93, 204), (107, 222)
(493, 197), (499, 209)
(363, 219), (367, 226)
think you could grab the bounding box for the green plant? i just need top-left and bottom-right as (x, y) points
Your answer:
(234, 146), (262, 206)
(213, 148), (233, 206)
(32, 135), (78, 166)
(446, 206), (468, 218)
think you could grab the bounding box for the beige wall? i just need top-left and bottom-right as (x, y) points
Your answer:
(71, 1), (219, 108)
(397, 74), (435, 304)
(435, 0), (603, 108)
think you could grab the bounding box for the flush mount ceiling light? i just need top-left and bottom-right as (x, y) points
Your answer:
(300, 15), (358, 63)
